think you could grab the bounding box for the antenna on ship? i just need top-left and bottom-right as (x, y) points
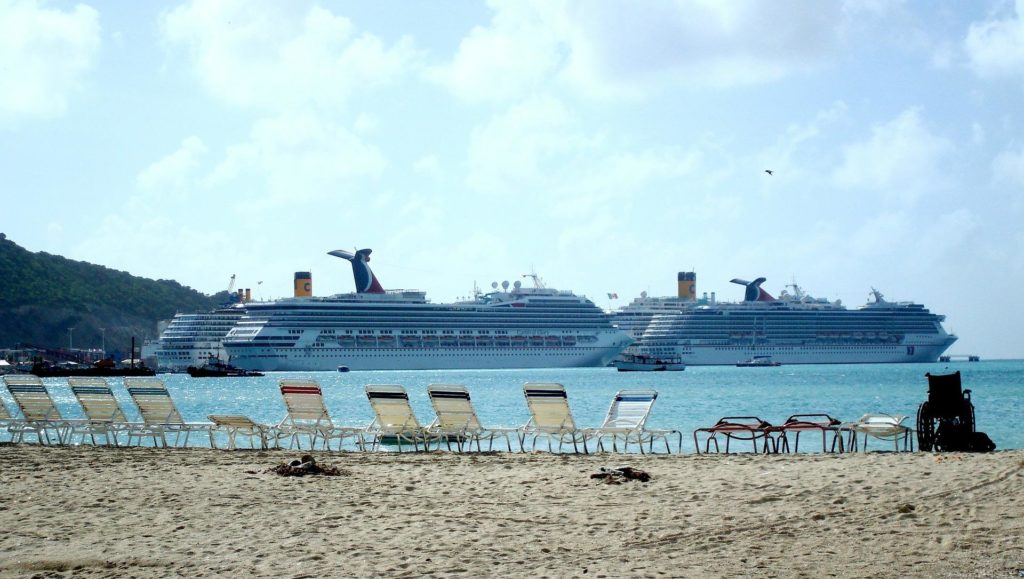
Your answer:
(522, 269), (546, 288)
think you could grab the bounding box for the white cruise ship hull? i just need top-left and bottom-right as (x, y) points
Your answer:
(227, 344), (624, 371)
(669, 338), (956, 366)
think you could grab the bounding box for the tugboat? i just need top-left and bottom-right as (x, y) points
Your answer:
(186, 356), (265, 378)
(612, 353), (686, 372)
(736, 355), (782, 367)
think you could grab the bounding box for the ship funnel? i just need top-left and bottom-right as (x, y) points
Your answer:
(730, 277), (776, 302)
(244, 288), (251, 303)
(328, 248), (385, 294)
(294, 272), (312, 297)
(677, 272), (696, 300)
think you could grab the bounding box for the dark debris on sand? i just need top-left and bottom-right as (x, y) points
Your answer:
(267, 454), (346, 477)
(590, 466), (651, 484)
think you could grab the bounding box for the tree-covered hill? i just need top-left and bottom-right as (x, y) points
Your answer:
(0, 233), (229, 352)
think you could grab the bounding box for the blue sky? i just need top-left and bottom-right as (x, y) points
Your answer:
(2, 0), (1023, 358)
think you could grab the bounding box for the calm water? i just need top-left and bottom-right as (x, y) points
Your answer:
(7, 360), (1023, 452)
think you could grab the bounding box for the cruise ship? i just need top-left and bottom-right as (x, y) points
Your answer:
(222, 249), (632, 371)
(152, 304), (246, 370)
(618, 274), (957, 365)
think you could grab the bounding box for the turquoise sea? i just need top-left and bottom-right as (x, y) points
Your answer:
(8, 360), (1023, 452)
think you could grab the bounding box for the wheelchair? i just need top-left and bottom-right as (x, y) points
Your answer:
(916, 371), (976, 452)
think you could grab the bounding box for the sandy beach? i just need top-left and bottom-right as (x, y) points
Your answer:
(0, 445), (1021, 578)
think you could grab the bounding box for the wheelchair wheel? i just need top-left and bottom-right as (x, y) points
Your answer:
(917, 401), (936, 452)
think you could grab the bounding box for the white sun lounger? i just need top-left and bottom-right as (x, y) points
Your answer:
(842, 413), (914, 452)
(519, 383), (589, 453)
(67, 377), (133, 446)
(209, 414), (272, 450)
(124, 378), (213, 447)
(586, 389), (681, 453)
(426, 384), (515, 452)
(276, 379), (364, 451)
(2, 375), (70, 445)
(365, 384), (430, 452)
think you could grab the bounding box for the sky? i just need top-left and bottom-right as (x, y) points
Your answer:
(1, 0), (1023, 359)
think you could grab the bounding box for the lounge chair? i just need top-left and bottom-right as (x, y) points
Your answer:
(426, 384), (515, 451)
(276, 379), (364, 451)
(365, 384), (430, 452)
(67, 377), (133, 446)
(209, 415), (272, 450)
(586, 389), (681, 454)
(841, 413), (913, 452)
(0, 391), (15, 442)
(771, 414), (844, 453)
(693, 416), (775, 454)
(2, 375), (69, 445)
(124, 378), (213, 447)
(519, 383), (589, 453)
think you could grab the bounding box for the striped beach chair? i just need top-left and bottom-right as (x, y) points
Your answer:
(124, 378), (212, 447)
(586, 389), (681, 454)
(67, 378), (133, 446)
(519, 383), (589, 453)
(426, 384), (514, 452)
(276, 379), (364, 450)
(0, 391), (14, 442)
(209, 415), (272, 450)
(2, 375), (69, 444)
(365, 384), (430, 452)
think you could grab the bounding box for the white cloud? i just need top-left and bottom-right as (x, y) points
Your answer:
(964, 0), (1024, 80)
(432, 1), (845, 102)
(832, 108), (954, 204)
(993, 145), (1024, 187)
(136, 136), (208, 195)
(426, 1), (563, 102)
(466, 96), (601, 194)
(413, 155), (442, 179)
(0, 0), (100, 123)
(207, 111), (386, 205)
(161, 1), (419, 112)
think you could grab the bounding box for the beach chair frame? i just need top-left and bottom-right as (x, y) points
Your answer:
(693, 416), (776, 454)
(209, 415), (272, 450)
(841, 413), (914, 452)
(276, 379), (364, 451)
(771, 414), (844, 454)
(426, 384), (514, 452)
(2, 375), (70, 445)
(66, 377), (135, 446)
(124, 378), (213, 447)
(586, 389), (681, 454)
(365, 384), (430, 452)
(519, 383), (589, 454)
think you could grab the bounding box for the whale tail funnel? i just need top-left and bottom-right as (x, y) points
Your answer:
(730, 277), (775, 302)
(328, 248), (385, 294)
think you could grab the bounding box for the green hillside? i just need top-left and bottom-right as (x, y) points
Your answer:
(0, 233), (228, 353)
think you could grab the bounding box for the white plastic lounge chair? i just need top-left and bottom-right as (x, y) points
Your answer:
(426, 384), (515, 452)
(365, 384), (430, 452)
(67, 377), (133, 446)
(586, 389), (681, 454)
(2, 375), (69, 445)
(209, 415), (272, 450)
(842, 413), (914, 452)
(276, 379), (363, 450)
(0, 393), (15, 442)
(124, 378), (213, 447)
(519, 383), (589, 453)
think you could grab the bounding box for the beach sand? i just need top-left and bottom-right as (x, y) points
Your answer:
(0, 445), (1021, 578)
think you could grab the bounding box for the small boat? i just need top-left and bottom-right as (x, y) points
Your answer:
(186, 357), (264, 377)
(337, 365), (350, 373)
(736, 355), (782, 367)
(612, 354), (686, 372)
